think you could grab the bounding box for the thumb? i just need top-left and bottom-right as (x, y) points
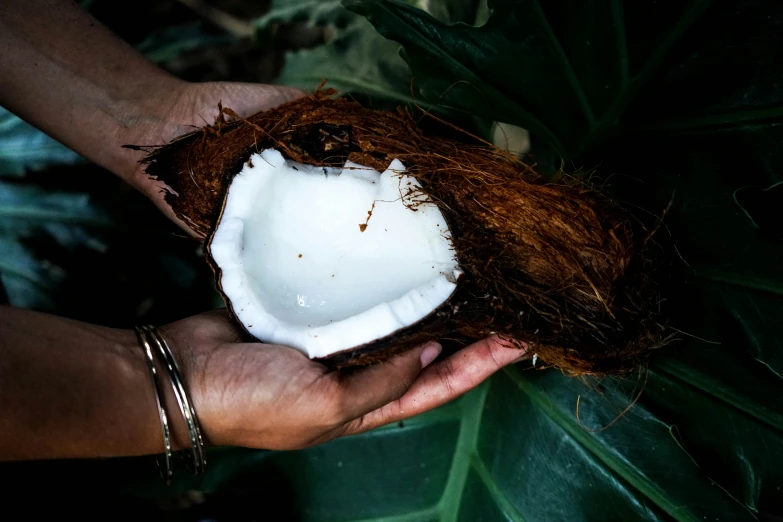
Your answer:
(332, 342), (442, 423)
(221, 83), (305, 118)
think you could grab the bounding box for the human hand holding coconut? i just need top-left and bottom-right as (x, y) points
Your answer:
(163, 310), (523, 450)
(0, 0), (525, 462)
(0, 305), (521, 460)
(0, 0), (301, 233)
(123, 81), (304, 233)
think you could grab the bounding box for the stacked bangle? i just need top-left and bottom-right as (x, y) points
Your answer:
(134, 326), (173, 484)
(135, 325), (206, 482)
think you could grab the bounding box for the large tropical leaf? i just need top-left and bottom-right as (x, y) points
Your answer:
(256, 0), (483, 107)
(275, 16), (416, 106)
(347, 0), (783, 162)
(339, 0), (783, 519)
(66, 362), (764, 521)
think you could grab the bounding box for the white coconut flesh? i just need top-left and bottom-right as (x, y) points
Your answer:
(209, 148), (461, 359)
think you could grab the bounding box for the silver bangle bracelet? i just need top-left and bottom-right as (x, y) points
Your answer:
(141, 325), (207, 475)
(134, 326), (173, 484)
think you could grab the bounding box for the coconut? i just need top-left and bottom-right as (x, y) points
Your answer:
(209, 149), (462, 359)
(134, 88), (665, 374)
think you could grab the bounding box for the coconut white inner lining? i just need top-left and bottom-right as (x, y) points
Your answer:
(210, 149), (460, 359)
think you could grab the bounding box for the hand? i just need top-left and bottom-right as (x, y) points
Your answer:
(161, 310), (526, 450)
(124, 81), (304, 232)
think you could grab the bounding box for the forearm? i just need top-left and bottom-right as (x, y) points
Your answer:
(0, 306), (190, 460)
(0, 0), (184, 186)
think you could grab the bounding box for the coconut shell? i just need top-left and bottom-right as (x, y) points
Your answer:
(134, 88), (666, 375)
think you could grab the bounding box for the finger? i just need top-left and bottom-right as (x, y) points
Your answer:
(159, 309), (247, 352)
(330, 342), (443, 423)
(224, 83), (306, 117)
(190, 308), (247, 342)
(344, 337), (525, 435)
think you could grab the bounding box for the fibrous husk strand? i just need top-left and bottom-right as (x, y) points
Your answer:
(136, 88), (665, 375)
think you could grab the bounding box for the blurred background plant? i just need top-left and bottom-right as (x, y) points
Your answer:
(1, 1), (782, 521)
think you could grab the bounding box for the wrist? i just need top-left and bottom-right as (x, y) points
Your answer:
(154, 325), (223, 449)
(115, 80), (209, 234)
(124, 324), (205, 454)
(111, 78), (189, 185)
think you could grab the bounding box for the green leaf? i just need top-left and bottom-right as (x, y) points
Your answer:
(119, 366), (766, 521)
(258, 0), (484, 107)
(0, 237), (58, 309)
(345, 0), (604, 157)
(644, 368), (783, 515)
(0, 181), (110, 310)
(344, 0), (783, 163)
(136, 23), (233, 64)
(256, 0), (353, 28)
(256, 0), (411, 106)
(0, 108), (83, 177)
(257, 0), (480, 29)
(278, 17), (417, 106)
(734, 181), (783, 240)
(0, 183), (109, 233)
(481, 368), (755, 522)
(0, 170), (217, 324)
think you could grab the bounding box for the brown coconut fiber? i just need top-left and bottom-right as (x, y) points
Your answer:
(133, 88), (667, 375)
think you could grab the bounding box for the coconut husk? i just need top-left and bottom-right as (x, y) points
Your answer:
(133, 88), (666, 375)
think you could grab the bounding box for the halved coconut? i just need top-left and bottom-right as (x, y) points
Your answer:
(137, 88), (666, 374)
(208, 149), (461, 359)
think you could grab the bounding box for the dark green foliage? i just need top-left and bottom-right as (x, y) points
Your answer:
(176, 0), (779, 519)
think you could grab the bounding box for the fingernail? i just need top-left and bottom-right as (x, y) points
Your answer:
(419, 343), (442, 368)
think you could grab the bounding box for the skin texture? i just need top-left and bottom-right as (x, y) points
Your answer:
(0, 0), (301, 230)
(0, 306), (524, 458)
(164, 311), (525, 450)
(0, 0), (527, 460)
